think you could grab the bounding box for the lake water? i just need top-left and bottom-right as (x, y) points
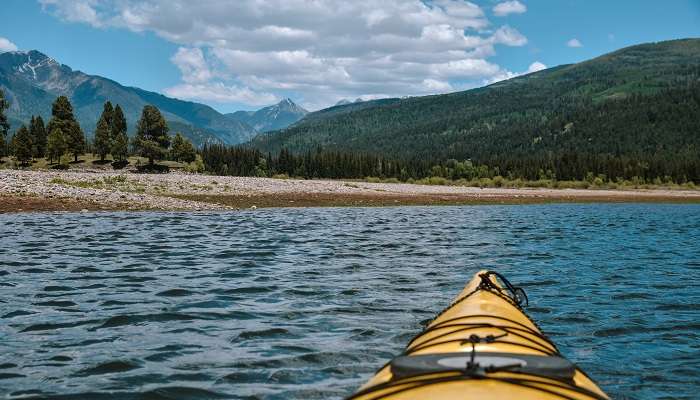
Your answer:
(1, 204), (699, 399)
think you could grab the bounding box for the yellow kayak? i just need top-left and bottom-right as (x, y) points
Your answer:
(348, 270), (609, 400)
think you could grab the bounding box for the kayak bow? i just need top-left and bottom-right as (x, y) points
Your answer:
(349, 270), (609, 400)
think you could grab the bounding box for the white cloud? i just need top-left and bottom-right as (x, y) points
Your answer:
(40, 0), (531, 110)
(493, 1), (527, 17)
(485, 60), (546, 84)
(526, 61), (546, 73)
(39, 0), (105, 27)
(567, 38), (583, 48)
(430, 59), (501, 78)
(0, 37), (18, 52)
(170, 47), (213, 84)
(491, 25), (527, 46)
(164, 82), (279, 106)
(422, 78), (453, 92)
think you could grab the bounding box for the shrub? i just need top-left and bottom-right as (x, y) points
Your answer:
(427, 176), (448, 185)
(478, 178), (493, 188)
(492, 175), (505, 187)
(184, 159), (205, 173)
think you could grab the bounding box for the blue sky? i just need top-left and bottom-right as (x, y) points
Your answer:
(1, 0), (698, 112)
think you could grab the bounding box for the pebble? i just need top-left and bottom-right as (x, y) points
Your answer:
(1, 169), (695, 212)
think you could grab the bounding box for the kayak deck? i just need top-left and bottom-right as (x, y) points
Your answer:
(348, 270), (609, 400)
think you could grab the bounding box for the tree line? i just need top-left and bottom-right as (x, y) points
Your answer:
(201, 143), (698, 186)
(200, 144), (500, 181)
(0, 89), (196, 167)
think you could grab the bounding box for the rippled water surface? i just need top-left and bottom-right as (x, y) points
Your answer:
(1, 204), (699, 399)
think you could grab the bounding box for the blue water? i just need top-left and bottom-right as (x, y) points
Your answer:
(1, 204), (699, 399)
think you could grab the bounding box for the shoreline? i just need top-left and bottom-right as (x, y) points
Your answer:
(1, 170), (699, 213)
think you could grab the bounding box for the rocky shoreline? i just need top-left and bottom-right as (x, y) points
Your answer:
(1, 169), (699, 213)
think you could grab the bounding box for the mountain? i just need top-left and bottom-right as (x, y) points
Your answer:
(226, 98), (307, 133)
(251, 39), (700, 180)
(0, 50), (257, 146)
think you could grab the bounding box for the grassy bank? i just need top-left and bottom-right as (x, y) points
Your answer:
(362, 175), (698, 191)
(0, 154), (203, 172)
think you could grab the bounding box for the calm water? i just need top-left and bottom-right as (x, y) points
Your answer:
(1, 204), (699, 400)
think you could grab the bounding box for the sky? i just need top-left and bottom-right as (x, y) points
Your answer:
(1, 1), (699, 112)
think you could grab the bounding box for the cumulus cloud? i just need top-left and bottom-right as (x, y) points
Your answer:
(493, 1), (527, 17)
(567, 38), (583, 48)
(164, 82), (279, 106)
(39, 0), (105, 27)
(526, 61), (546, 73)
(484, 60), (546, 84)
(491, 25), (527, 46)
(170, 47), (213, 84)
(40, 0), (531, 110)
(0, 37), (18, 52)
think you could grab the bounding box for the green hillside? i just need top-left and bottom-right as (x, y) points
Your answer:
(252, 39), (700, 181)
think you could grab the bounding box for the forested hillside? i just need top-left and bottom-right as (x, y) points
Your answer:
(252, 39), (700, 182)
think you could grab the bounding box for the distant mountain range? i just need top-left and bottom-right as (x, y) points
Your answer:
(226, 98), (307, 133)
(0, 50), (307, 146)
(251, 38), (700, 177)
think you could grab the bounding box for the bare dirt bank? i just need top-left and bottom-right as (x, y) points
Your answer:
(1, 170), (699, 213)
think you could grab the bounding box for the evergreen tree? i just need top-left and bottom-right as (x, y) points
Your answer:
(93, 105), (113, 161)
(47, 96), (85, 162)
(102, 101), (114, 128)
(111, 104), (129, 162)
(0, 89), (9, 158)
(134, 105), (170, 165)
(12, 125), (33, 166)
(47, 127), (67, 164)
(111, 104), (127, 139)
(170, 133), (196, 163)
(29, 115), (47, 158)
(111, 130), (129, 162)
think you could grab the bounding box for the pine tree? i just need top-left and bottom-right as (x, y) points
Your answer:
(47, 96), (85, 163)
(111, 104), (129, 162)
(111, 130), (129, 162)
(29, 115), (47, 158)
(12, 125), (33, 166)
(134, 105), (170, 165)
(111, 104), (126, 138)
(102, 101), (114, 128)
(0, 89), (9, 158)
(47, 127), (66, 164)
(93, 105), (113, 161)
(170, 133), (196, 163)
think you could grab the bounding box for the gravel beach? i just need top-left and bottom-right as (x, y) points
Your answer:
(1, 169), (699, 213)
